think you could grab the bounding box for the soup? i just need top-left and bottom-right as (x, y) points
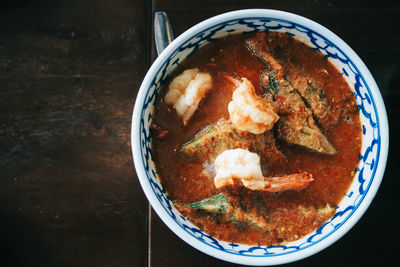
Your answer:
(151, 31), (361, 245)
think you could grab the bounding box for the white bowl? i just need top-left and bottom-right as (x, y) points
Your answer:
(131, 9), (389, 266)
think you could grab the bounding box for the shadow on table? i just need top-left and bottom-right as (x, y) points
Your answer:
(0, 210), (56, 266)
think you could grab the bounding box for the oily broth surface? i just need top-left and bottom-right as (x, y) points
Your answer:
(151, 32), (361, 245)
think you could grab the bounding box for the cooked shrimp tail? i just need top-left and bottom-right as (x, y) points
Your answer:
(214, 148), (312, 192)
(263, 172), (313, 192)
(219, 72), (240, 87)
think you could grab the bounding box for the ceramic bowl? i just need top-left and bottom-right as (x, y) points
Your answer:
(131, 9), (389, 265)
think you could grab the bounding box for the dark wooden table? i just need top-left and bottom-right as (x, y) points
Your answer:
(0, 0), (399, 266)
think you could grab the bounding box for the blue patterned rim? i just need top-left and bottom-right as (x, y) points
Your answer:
(132, 9), (388, 265)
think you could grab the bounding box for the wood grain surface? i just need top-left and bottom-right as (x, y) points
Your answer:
(0, 0), (399, 266)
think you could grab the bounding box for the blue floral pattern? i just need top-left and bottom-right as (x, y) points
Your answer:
(138, 17), (380, 256)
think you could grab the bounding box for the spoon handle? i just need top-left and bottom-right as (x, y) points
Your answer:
(154, 12), (174, 56)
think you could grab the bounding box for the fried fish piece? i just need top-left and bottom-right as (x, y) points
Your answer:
(177, 192), (335, 236)
(180, 118), (285, 166)
(263, 71), (337, 154)
(184, 193), (273, 231)
(247, 32), (339, 130)
(246, 34), (336, 154)
(284, 62), (339, 130)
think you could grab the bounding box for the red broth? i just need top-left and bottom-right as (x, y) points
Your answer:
(151, 32), (361, 245)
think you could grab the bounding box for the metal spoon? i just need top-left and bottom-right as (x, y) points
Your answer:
(154, 12), (174, 56)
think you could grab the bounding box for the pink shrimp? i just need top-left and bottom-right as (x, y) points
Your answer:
(219, 73), (279, 134)
(214, 148), (313, 192)
(263, 173), (313, 192)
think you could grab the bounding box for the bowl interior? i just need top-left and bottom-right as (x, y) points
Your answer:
(133, 10), (386, 265)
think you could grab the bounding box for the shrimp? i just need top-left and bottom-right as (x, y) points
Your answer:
(164, 68), (212, 126)
(224, 75), (279, 134)
(214, 148), (313, 191)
